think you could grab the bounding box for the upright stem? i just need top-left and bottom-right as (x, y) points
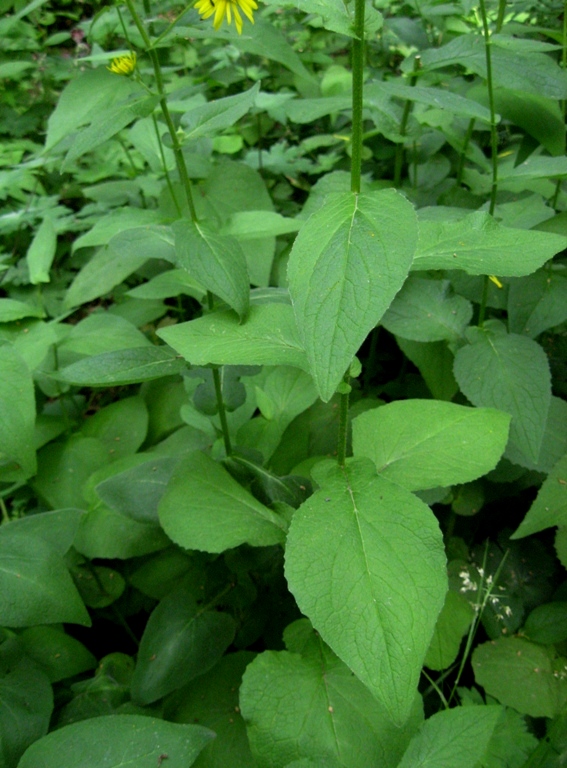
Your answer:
(125, 0), (232, 455)
(337, 0), (366, 467)
(478, 0), (498, 326)
(478, 0), (498, 217)
(125, 0), (197, 221)
(350, 0), (365, 194)
(551, 0), (567, 210)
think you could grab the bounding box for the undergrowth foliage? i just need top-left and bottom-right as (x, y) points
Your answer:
(2, 0), (567, 765)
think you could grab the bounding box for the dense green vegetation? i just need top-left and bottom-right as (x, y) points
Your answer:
(2, 0), (567, 765)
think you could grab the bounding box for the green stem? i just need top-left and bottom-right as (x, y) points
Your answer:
(125, 0), (234, 455)
(393, 57), (420, 188)
(495, 0), (506, 33)
(337, 374), (350, 468)
(478, 0), (498, 327)
(0, 497), (9, 524)
(125, 0), (198, 222)
(350, 0), (365, 194)
(478, 0), (498, 216)
(551, 0), (567, 210)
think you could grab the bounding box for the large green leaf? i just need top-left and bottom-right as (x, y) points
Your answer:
(61, 92), (159, 171)
(511, 452), (567, 538)
(158, 451), (286, 553)
(170, 651), (256, 768)
(158, 304), (308, 370)
(453, 322), (551, 465)
(81, 396), (148, 461)
(73, 505), (170, 560)
(55, 347), (186, 387)
(0, 657), (53, 768)
(131, 580), (235, 705)
(17, 715), (214, 768)
(415, 34), (567, 100)
(381, 277), (473, 343)
(396, 338), (458, 401)
(19, 626), (96, 683)
(26, 215), (56, 285)
(413, 212), (566, 276)
(240, 620), (422, 768)
(287, 190), (417, 401)
(284, 459), (447, 725)
(0, 523), (90, 627)
(473, 638), (567, 718)
(65, 225), (175, 309)
(379, 80), (492, 122)
(45, 67), (139, 151)
(0, 345), (36, 480)
(424, 591), (474, 672)
(508, 268), (567, 338)
(397, 706), (502, 768)
(180, 82), (260, 140)
(173, 218), (249, 320)
(352, 400), (510, 491)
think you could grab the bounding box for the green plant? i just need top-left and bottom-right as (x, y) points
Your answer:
(2, 0), (567, 765)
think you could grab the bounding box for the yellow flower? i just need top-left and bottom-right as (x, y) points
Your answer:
(195, 0), (258, 35)
(107, 52), (137, 76)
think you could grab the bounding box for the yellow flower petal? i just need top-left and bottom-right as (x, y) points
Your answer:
(197, 0), (257, 34)
(107, 52), (137, 76)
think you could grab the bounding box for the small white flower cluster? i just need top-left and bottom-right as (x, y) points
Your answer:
(459, 567), (512, 622)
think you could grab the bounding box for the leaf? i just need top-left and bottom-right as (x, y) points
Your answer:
(508, 268), (567, 338)
(240, 621), (422, 768)
(352, 400), (510, 491)
(472, 638), (567, 718)
(0, 524), (90, 627)
(0, 658), (53, 768)
(170, 651), (256, 768)
(381, 277), (473, 343)
(0, 299), (44, 323)
(397, 706), (502, 768)
(58, 312), (151, 357)
(173, 218), (249, 320)
(284, 459), (447, 725)
(158, 304), (308, 371)
(511, 452), (567, 538)
(10, 509), (84, 556)
(222, 210), (302, 239)
(415, 34), (567, 100)
(158, 451), (286, 553)
(424, 591), (474, 672)
(453, 322), (551, 465)
(81, 396), (148, 461)
(61, 92), (159, 171)
(55, 347), (186, 387)
(523, 602), (567, 645)
(17, 715), (214, 768)
(19, 626), (96, 683)
(505, 395), (567, 473)
(379, 80), (492, 122)
(395, 338), (459, 401)
(131, 580), (235, 705)
(181, 82), (260, 140)
(73, 505), (170, 560)
(96, 456), (177, 524)
(413, 212), (566, 276)
(26, 215), (56, 284)
(287, 190), (417, 401)
(65, 225), (175, 308)
(0, 344), (36, 480)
